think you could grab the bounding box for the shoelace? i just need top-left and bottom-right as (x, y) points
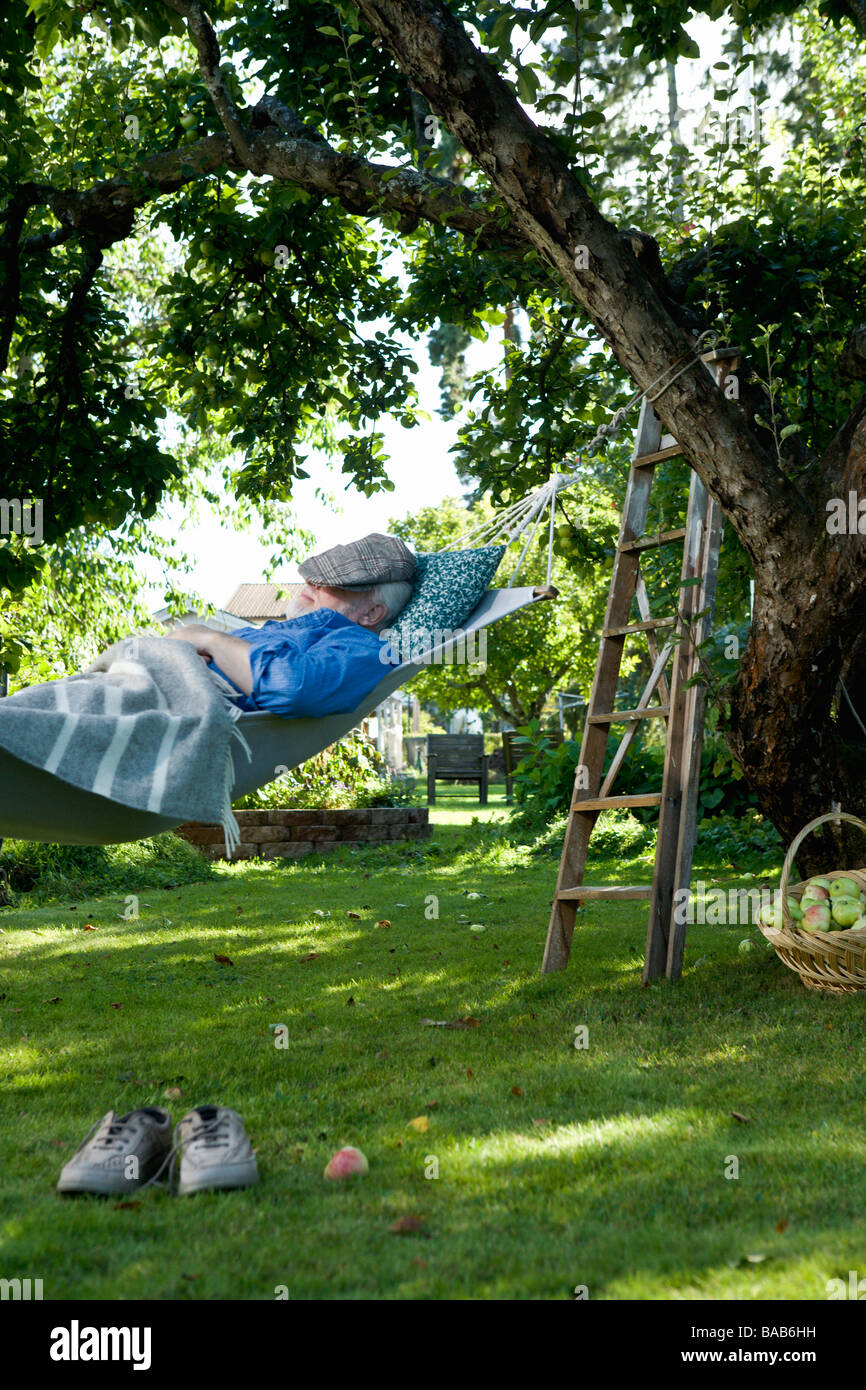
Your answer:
(66, 1112), (141, 1161)
(139, 1114), (231, 1194)
(93, 1119), (138, 1151)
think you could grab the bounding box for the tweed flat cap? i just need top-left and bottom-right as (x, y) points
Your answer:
(298, 533), (417, 591)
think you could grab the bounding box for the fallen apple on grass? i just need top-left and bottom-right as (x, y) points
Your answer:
(324, 1147), (369, 1181)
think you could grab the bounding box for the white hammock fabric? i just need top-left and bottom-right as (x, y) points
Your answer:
(0, 585), (546, 846)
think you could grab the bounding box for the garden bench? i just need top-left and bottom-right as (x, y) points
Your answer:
(426, 734), (489, 805)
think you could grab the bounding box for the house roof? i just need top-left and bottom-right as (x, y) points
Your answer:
(223, 582), (302, 620)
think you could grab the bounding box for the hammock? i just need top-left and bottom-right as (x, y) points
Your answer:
(0, 330), (724, 848)
(0, 585), (547, 846)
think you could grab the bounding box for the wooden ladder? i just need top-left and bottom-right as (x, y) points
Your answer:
(541, 347), (740, 984)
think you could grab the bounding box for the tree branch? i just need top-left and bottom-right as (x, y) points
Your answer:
(353, 0), (811, 575)
(11, 113), (528, 265)
(161, 0), (258, 170)
(0, 184), (44, 371)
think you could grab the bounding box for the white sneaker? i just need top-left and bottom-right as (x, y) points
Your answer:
(175, 1106), (259, 1195)
(57, 1108), (172, 1195)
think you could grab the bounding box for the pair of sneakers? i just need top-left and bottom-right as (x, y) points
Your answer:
(57, 1105), (259, 1197)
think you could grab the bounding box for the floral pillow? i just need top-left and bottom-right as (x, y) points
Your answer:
(383, 545), (505, 664)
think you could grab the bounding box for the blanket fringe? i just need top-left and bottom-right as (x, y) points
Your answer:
(220, 700), (253, 859)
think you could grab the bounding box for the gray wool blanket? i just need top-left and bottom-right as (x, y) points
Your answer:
(0, 636), (246, 848)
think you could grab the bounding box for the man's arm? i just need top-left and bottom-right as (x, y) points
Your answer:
(166, 625), (253, 695)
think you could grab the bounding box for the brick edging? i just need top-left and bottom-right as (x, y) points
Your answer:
(175, 806), (430, 861)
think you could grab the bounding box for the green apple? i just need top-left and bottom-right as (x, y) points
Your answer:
(786, 897), (803, 921)
(739, 939), (756, 954)
(830, 876), (859, 899)
(179, 112), (197, 130)
(852, 916), (866, 932)
(831, 897), (861, 928)
(759, 901), (781, 928)
(808, 876), (832, 891)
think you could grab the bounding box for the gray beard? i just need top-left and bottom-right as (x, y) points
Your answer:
(283, 595), (316, 620)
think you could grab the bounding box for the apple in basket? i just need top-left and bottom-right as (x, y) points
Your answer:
(801, 878), (831, 903)
(758, 901), (783, 929)
(758, 896), (802, 929)
(830, 876), (860, 899)
(801, 902), (832, 932)
(831, 897), (861, 929)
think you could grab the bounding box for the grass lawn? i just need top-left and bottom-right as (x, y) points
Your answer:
(2, 793), (866, 1301)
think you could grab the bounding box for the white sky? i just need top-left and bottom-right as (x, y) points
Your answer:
(137, 11), (784, 612)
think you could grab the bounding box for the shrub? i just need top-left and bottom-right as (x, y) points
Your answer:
(508, 719), (761, 828)
(589, 808), (654, 856)
(0, 832), (212, 905)
(234, 730), (414, 811)
(509, 722), (579, 825)
(694, 809), (783, 863)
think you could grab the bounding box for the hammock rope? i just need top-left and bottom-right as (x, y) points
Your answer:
(444, 328), (723, 588)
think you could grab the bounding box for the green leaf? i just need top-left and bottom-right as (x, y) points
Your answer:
(316, 26), (341, 38)
(516, 66), (540, 105)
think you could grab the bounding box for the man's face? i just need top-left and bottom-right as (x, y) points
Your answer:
(285, 584), (351, 620)
(284, 582), (386, 631)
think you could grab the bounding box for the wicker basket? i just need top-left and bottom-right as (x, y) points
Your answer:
(759, 809), (866, 994)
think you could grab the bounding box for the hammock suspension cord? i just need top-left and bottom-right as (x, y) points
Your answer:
(444, 329), (723, 588)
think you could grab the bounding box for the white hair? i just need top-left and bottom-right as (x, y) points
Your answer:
(361, 579), (413, 631)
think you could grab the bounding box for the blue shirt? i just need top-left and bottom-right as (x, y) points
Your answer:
(210, 609), (389, 718)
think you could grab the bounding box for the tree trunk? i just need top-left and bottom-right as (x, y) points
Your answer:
(357, 0), (866, 872)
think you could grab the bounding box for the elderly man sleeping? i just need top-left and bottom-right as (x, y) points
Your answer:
(166, 533), (415, 718)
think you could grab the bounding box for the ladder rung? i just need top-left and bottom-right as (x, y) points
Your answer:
(571, 793), (663, 813)
(587, 706), (669, 723)
(557, 884), (653, 902)
(604, 617), (675, 637)
(619, 529), (687, 553)
(632, 444), (682, 467)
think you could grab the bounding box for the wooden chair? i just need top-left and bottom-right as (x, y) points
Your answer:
(502, 728), (564, 803)
(426, 734), (489, 805)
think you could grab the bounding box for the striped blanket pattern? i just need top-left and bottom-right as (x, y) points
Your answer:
(0, 636), (244, 848)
